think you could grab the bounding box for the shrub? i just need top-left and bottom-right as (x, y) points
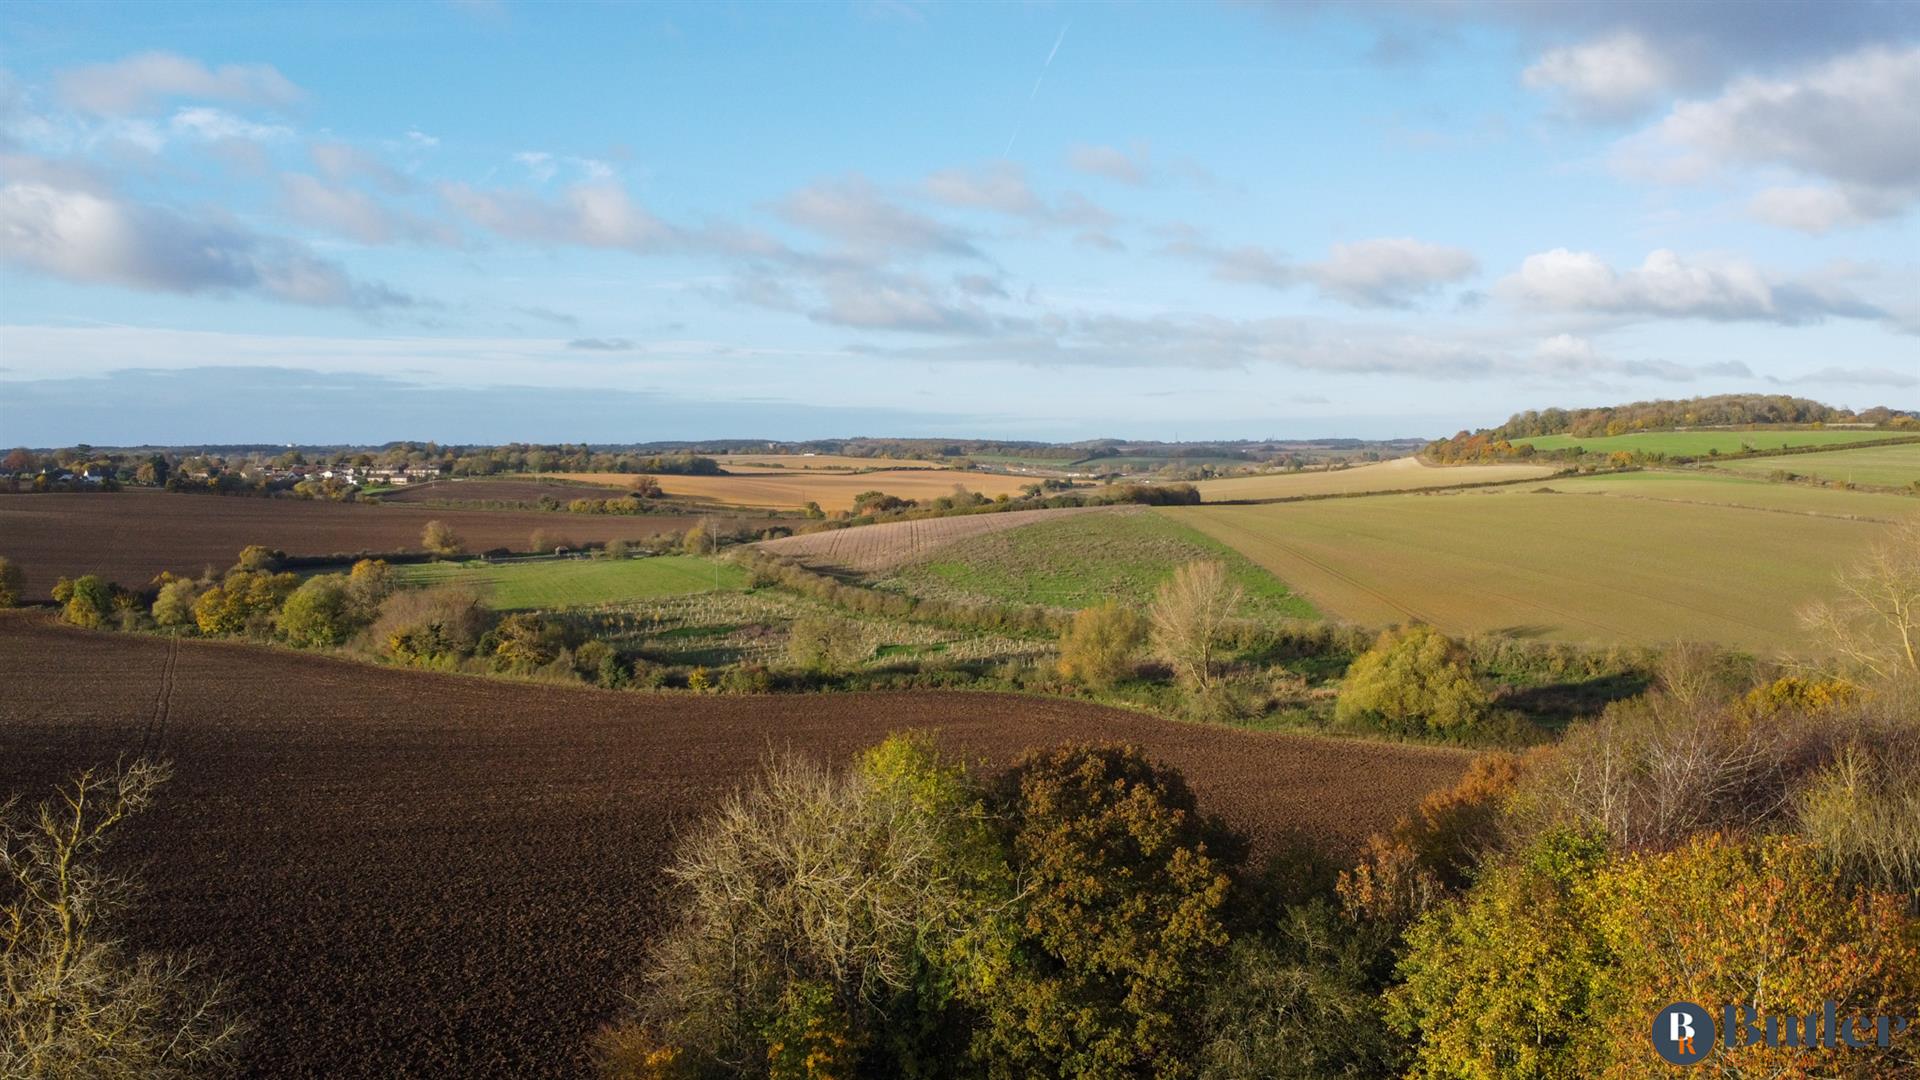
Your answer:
(1338, 753), (1524, 923)
(346, 558), (394, 615)
(0, 556), (22, 608)
(486, 613), (569, 672)
(277, 574), (361, 648)
(368, 586), (490, 666)
(978, 743), (1236, 1080)
(191, 569), (297, 636)
(1056, 601), (1145, 689)
(151, 578), (203, 630)
(232, 544), (281, 572)
(605, 539), (631, 560)
(1334, 625), (1489, 737)
(618, 735), (1012, 1076)
(786, 616), (866, 674)
(1797, 743), (1920, 905)
(680, 523), (713, 556)
(1148, 561), (1242, 693)
(421, 519), (464, 557)
(60, 574), (114, 629)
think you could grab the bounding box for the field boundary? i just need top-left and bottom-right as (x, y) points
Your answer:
(1206, 465), (1601, 506)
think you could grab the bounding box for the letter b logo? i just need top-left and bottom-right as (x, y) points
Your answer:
(1652, 1002), (1715, 1066)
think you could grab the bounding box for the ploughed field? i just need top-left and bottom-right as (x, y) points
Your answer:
(373, 476), (630, 502)
(0, 614), (1468, 1078)
(0, 491), (780, 599)
(552, 468), (1042, 512)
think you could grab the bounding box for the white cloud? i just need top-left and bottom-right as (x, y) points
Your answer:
(777, 175), (976, 259)
(439, 181), (678, 252)
(1619, 43), (1920, 226)
(1523, 32), (1676, 121)
(1307, 238), (1479, 307)
(513, 150), (557, 183)
(0, 179), (410, 308)
(279, 174), (454, 246)
(310, 141), (410, 193)
(922, 162), (1110, 227)
(168, 106), (292, 143)
(56, 52), (302, 115)
(1067, 142), (1151, 184)
(1501, 248), (1882, 324)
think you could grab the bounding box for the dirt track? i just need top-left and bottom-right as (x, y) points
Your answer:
(0, 614), (1467, 1078)
(0, 491), (780, 598)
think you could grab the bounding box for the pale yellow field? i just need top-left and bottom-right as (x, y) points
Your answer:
(756, 506), (1124, 573)
(710, 454), (946, 472)
(552, 468), (1042, 511)
(1192, 457), (1559, 501)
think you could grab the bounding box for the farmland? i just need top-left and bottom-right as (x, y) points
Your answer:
(1534, 469), (1920, 517)
(880, 507), (1316, 619)
(1703, 441), (1920, 488)
(1166, 480), (1902, 650)
(755, 505), (1116, 573)
(1192, 456), (1558, 501)
(0, 491), (779, 599)
(375, 476), (629, 503)
(1513, 428), (1901, 456)
(710, 453), (946, 471)
(390, 555), (745, 610)
(0, 613), (1468, 1079)
(551, 468), (1043, 511)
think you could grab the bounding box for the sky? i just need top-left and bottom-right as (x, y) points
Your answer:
(0, 0), (1916, 446)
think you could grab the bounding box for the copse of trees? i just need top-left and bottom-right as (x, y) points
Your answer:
(1334, 625), (1494, 739)
(0, 557), (22, 608)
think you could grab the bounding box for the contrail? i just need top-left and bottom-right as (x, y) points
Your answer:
(1004, 23), (1070, 157)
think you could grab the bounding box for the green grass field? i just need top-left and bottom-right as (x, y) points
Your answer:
(1163, 482), (1904, 651)
(1702, 442), (1920, 489)
(879, 508), (1317, 619)
(1513, 428), (1899, 456)
(392, 555), (745, 610)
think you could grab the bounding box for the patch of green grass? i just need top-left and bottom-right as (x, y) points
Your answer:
(881, 508), (1317, 619)
(1704, 442), (1920, 489)
(392, 555), (744, 610)
(1514, 428), (1897, 456)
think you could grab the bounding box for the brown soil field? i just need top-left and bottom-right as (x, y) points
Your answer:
(0, 491), (781, 599)
(376, 477), (629, 502)
(553, 468), (1043, 512)
(1193, 456), (1558, 502)
(0, 613), (1467, 1078)
(755, 505), (1124, 573)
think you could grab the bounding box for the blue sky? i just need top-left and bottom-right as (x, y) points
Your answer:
(0, 0), (1915, 445)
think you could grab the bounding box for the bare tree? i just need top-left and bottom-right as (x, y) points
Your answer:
(1800, 516), (1920, 681)
(1149, 560), (1243, 692)
(1, 760), (242, 1079)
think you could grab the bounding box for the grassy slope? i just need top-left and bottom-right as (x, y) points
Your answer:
(880, 508), (1317, 619)
(393, 555), (744, 610)
(1513, 429), (1896, 455)
(1164, 482), (1895, 651)
(1194, 457), (1556, 501)
(1702, 442), (1920, 489)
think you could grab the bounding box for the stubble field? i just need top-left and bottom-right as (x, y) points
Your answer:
(755, 505), (1119, 573)
(1166, 481), (1899, 650)
(0, 491), (780, 598)
(0, 613), (1467, 1078)
(1191, 456), (1558, 501)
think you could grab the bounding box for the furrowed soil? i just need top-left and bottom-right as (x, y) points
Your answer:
(0, 491), (782, 598)
(375, 477), (630, 502)
(1192, 456), (1557, 502)
(0, 613), (1468, 1079)
(552, 468), (1042, 512)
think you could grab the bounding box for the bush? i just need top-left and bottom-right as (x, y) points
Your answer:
(978, 743), (1237, 1080)
(485, 613), (570, 672)
(277, 574), (361, 648)
(1056, 601), (1145, 688)
(1148, 561), (1242, 693)
(151, 578), (203, 629)
(1390, 831), (1920, 1079)
(191, 569), (297, 636)
(368, 586), (490, 666)
(617, 735), (1012, 1076)
(786, 616), (867, 674)
(60, 574), (114, 628)
(1797, 742), (1920, 905)
(1334, 625), (1489, 737)
(0, 556), (22, 608)
(421, 519), (464, 557)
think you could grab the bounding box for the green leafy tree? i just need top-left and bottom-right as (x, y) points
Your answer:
(150, 579), (203, 630)
(979, 743), (1236, 1080)
(0, 556), (23, 608)
(276, 574), (360, 648)
(1056, 602), (1146, 689)
(1335, 625), (1489, 736)
(786, 616), (867, 674)
(60, 575), (114, 629)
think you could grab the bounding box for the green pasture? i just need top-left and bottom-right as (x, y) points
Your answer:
(1514, 428), (1899, 456)
(392, 555), (744, 610)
